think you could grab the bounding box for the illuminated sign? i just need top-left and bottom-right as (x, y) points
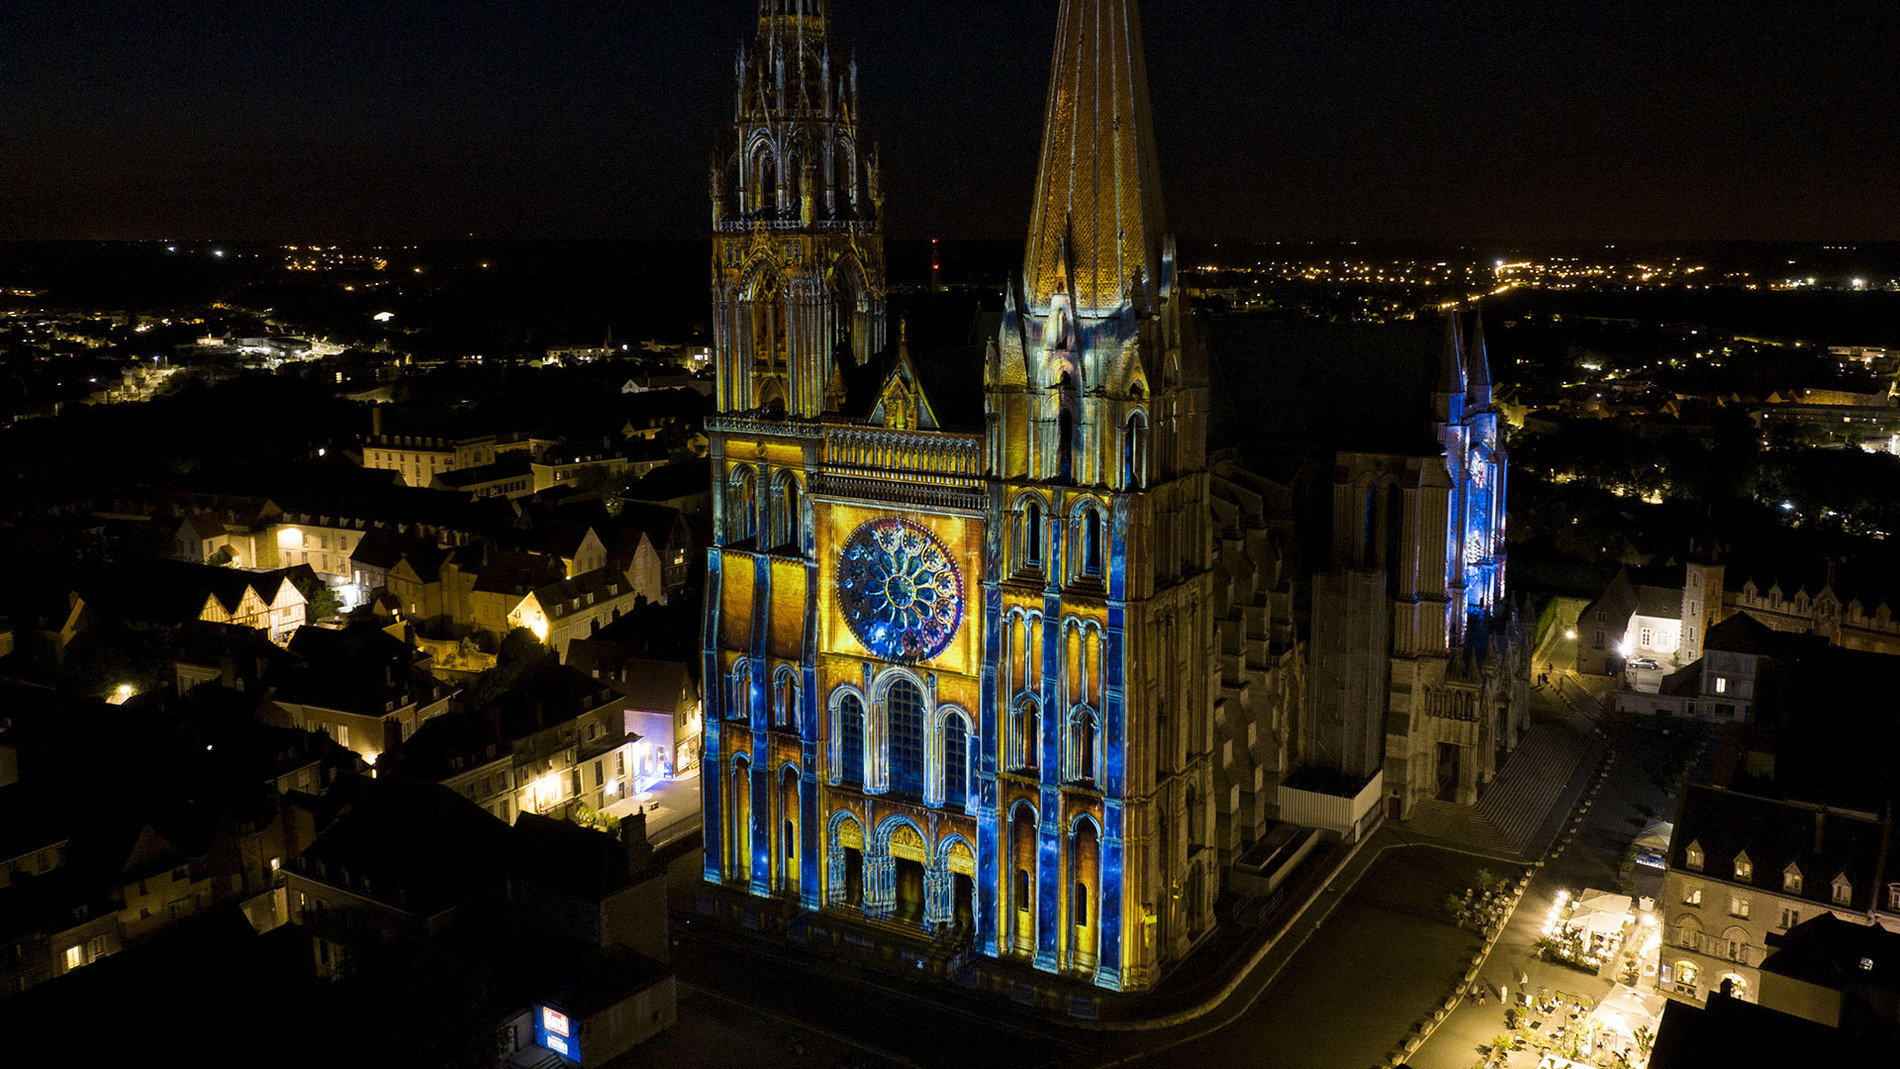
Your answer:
(535, 1004), (579, 1063)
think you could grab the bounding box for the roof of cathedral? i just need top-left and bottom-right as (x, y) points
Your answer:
(1023, 0), (1168, 313)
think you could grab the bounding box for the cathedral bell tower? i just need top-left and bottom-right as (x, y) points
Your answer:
(980, 0), (1217, 990)
(710, 0), (887, 416)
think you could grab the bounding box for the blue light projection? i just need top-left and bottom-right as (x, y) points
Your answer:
(837, 518), (965, 663)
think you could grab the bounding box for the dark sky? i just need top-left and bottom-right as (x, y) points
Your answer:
(5, 1), (1897, 242)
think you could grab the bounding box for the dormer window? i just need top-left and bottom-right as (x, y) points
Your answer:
(1733, 852), (1752, 881)
(1685, 842), (1704, 871)
(1783, 864), (1802, 895)
(1833, 875), (1853, 906)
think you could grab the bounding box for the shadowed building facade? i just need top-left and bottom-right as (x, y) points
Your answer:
(700, 0), (1214, 992)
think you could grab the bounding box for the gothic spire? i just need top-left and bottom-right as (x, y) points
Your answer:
(1466, 310), (1493, 406)
(1438, 311), (1468, 396)
(1022, 0), (1169, 313)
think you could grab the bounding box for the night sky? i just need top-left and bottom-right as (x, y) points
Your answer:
(5, 1), (1896, 242)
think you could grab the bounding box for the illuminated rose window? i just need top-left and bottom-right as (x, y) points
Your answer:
(837, 517), (965, 663)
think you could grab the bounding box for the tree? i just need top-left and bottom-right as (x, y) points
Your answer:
(306, 584), (344, 621)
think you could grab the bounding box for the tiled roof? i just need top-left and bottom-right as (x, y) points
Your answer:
(1671, 784), (1886, 914)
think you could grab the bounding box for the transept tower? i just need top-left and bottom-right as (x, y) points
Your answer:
(710, 0), (886, 416)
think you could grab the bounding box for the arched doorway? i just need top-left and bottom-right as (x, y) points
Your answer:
(889, 822), (927, 925)
(729, 755), (752, 884)
(943, 838), (976, 932)
(776, 765), (800, 896)
(831, 812), (864, 909)
(1070, 817), (1101, 972)
(1010, 802), (1039, 955)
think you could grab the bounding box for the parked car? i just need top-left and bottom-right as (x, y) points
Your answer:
(1627, 657), (1660, 670)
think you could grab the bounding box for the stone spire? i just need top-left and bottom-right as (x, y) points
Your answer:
(1435, 311), (1468, 424)
(1466, 310), (1493, 408)
(1022, 0), (1169, 313)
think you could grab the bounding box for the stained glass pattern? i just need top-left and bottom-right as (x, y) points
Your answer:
(837, 518), (965, 663)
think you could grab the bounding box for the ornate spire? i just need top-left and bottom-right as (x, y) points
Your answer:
(1022, 0), (1168, 313)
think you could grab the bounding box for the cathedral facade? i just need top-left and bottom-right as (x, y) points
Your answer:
(699, 0), (1215, 992)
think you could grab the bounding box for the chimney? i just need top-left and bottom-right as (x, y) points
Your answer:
(1815, 807), (1827, 854)
(371, 405), (383, 439)
(619, 811), (653, 874)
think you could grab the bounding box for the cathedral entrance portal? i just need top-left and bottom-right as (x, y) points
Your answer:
(953, 873), (974, 930)
(894, 859), (925, 923)
(842, 848), (863, 908)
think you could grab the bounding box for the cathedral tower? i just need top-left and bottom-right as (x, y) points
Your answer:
(982, 0), (1217, 987)
(710, 0), (886, 416)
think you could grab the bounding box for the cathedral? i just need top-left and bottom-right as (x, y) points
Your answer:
(699, 0), (1525, 995)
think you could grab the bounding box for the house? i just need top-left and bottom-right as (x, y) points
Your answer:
(467, 549), (568, 642)
(269, 627), (458, 765)
(508, 566), (648, 661)
(360, 405), (498, 488)
(564, 642), (702, 784)
(1756, 912), (1900, 1051)
(280, 774), (674, 1055)
(613, 502), (694, 601)
(430, 452), (536, 500)
(77, 560), (309, 645)
(1660, 784), (1895, 1009)
(1575, 563), (1725, 675)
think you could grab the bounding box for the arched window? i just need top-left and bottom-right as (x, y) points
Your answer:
(728, 466), (757, 543)
(1185, 782), (1202, 843)
(1017, 498), (1045, 572)
(1057, 406), (1074, 482)
(942, 712), (970, 809)
(886, 679), (926, 797)
(1384, 484), (1402, 586)
(769, 470), (802, 551)
(1079, 506), (1104, 579)
(839, 694), (865, 788)
(1068, 707), (1100, 785)
(729, 661), (752, 721)
(772, 667), (799, 730)
(1362, 486), (1377, 565)
(1012, 699), (1041, 773)
(1123, 411), (1148, 489)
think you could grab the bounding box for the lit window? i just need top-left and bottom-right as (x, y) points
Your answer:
(1683, 885), (1702, 906)
(1730, 895), (1750, 918)
(1685, 842), (1704, 871)
(1783, 866), (1802, 894)
(1673, 960), (1699, 994)
(63, 945), (82, 972)
(1715, 677), (1728, 695)
(1734, 855), (1752, 881)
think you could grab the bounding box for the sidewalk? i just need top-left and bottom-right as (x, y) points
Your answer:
(604, 768), (702, 847)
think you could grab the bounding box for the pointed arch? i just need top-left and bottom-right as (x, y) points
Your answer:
(1123, 408), (1149, 489)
